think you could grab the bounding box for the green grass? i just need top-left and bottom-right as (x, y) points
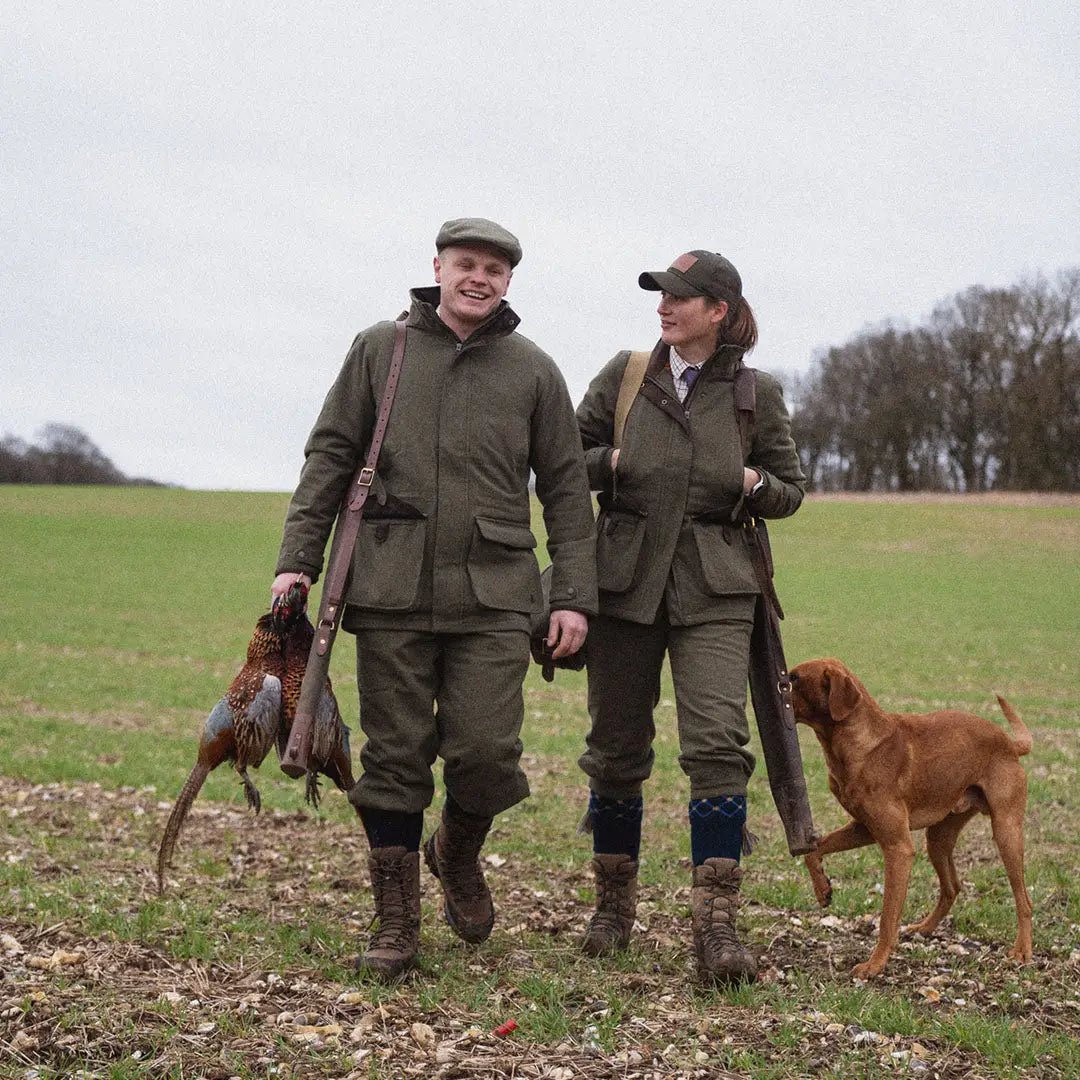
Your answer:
(2, 485), (1079, 1078)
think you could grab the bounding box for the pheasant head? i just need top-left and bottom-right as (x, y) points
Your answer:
(271, 579), (310, 633)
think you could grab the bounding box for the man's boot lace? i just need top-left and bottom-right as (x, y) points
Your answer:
(423, 810), (494, 943)
(582, 853), (639, 956)
(354, 846), (420, 980)
(691, 857), (758, 984)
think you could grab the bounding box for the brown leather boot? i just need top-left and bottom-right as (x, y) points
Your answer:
(423, 810), (494, 944)
(691, 857), (758, 984)
(354, 846), (421, 981)
(582, 853), (638, 956)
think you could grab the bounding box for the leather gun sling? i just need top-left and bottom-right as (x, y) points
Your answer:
(314, 318), (408, 656)
(733, 364), (817, 854)
(281, 318), (407, 778)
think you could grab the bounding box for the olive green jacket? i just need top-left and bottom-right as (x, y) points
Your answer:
(575, 341), (805, 625)
(277, 287), (598, 633)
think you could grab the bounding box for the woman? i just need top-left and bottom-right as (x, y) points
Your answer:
(574, 249), (806, 984)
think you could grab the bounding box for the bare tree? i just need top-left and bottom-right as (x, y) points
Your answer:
(996, 271), (1080, 490)
(792, 323), (944, 491)
(31, 424), (126, 484)
(0, 435), (48, 483)
(927, 286), (1013, 492)
(0, 425), (164, 485)
(792, 268), (1080, 492)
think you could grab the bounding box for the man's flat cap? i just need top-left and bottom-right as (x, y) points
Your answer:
(435, 217), (522, 268)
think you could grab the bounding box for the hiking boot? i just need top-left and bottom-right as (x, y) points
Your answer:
(691, 857), (758, 984)
(354, 846), (420, 981)
(423, 811), (494, 944)
(582, 853), (638, 956)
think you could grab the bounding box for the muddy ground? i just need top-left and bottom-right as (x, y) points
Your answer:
(3, 776), (1078, 1079)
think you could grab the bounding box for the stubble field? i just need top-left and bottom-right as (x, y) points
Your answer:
(2, 486), (1079, 1079)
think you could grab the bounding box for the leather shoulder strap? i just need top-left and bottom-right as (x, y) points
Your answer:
(733, 363), (757, 460)
(315, 319), (408, 655)
(614, 351), (651, 449)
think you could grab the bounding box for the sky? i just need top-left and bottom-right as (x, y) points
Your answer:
(4, 1), (1078, 490)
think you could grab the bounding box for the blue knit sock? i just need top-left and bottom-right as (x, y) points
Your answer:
(689, 795), (747, 865)
(589, 793), (643, 860)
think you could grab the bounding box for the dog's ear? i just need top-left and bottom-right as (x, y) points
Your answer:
(825, 667), (863, 721)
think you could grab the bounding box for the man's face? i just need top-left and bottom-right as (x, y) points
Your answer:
(434, 245), (512, 334)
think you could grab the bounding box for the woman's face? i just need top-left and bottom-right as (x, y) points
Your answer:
(656, 292), (727, 354)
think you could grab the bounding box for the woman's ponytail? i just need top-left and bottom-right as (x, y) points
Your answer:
(719, 296), (758, 352)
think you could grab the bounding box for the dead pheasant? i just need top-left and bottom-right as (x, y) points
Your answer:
(157, 582), (357, 892)
(277, 611), (355, 809)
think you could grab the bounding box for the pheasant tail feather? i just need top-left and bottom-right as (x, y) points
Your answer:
(156, 763), (211, 895)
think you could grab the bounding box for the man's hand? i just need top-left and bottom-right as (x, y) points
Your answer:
(272, 571), (312, 600)
(546, 609), (588, 659)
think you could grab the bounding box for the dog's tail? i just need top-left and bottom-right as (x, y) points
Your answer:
(996, 695), (1032, 757)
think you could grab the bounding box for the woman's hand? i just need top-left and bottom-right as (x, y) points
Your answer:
(611, 448), (620, 470)
(742, 467), (762, 493)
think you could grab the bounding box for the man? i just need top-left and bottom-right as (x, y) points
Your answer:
(272, 218), (597, 979)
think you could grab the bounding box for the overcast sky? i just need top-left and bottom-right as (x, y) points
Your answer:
(5, 1), (1078, 490)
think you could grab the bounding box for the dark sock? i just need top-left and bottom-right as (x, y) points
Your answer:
(444, 792), (493, 828)
(589, 792), (643, 860)
(359, 807), (424, 851)
(689, 795), (747, 865)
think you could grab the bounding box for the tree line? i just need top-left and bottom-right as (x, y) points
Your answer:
(0, 424), (165, 486)
(788, 269), (1080, 491)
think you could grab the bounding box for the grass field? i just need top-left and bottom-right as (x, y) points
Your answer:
(2, 485), (1079, 1079)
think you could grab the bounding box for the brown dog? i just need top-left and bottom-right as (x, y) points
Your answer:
(789, 658), (1033, 979)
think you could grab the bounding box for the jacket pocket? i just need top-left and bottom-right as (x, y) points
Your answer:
(468, 517), (541, 613)
(691, 521), (759, 596)
(364, 491), (425, 520)
(348, 517), (426, 610)
(595, 508), (646, 593)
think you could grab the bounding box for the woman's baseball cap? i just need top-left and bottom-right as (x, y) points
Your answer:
(639, 250), (741, 300)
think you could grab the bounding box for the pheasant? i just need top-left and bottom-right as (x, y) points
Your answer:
(277, 610), (355, 809)
(157, 581), (354, 893)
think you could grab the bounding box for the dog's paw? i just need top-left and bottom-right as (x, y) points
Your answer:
(850, 959), (884, 980)
(812, 878), (833, 907)
(1008, 943), (1033, 964)
(901, 919), (934, 937)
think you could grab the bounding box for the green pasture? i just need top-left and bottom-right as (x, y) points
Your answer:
(2, 484), (1079, 1078)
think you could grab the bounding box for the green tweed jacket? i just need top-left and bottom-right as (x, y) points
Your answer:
(575, 341), (805, 625)
(277, 288), (598, 633)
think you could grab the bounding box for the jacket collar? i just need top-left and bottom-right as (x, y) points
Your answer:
(407, 285), (521, 342)
(646, 339), (746, 382)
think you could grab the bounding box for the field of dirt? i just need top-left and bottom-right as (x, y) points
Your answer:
(4, 776), (1078, 1079)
